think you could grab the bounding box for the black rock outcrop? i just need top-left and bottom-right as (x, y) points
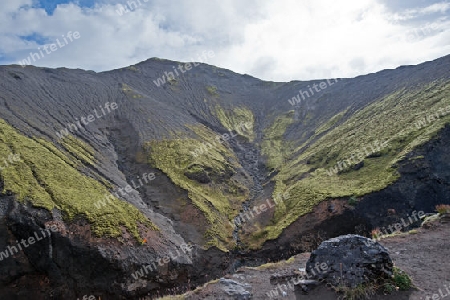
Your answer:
(306, 235), (393, 288)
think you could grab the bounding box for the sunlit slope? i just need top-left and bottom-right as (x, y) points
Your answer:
(250, 80), (450, 248)
(0, 119), (157, 240)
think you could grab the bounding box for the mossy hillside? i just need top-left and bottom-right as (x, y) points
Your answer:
(60, 135), (95, 166)
(248, 81), (450, 248)
(314, 109), (347, 136)
(35, 137), (113, 190)
(214, 105), (255, 142)
(145, 124), (249, 250)
(261, 110), (296, 170)
(284, 109), (350, 166)
(0, 119), (157, 240)
(33, 137), (78, 168)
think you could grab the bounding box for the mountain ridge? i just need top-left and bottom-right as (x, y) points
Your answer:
(0, 54), (449, 298)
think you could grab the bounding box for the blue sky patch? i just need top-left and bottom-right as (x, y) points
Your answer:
(38, 0), (97, 15)
(19, 33), (49, 45)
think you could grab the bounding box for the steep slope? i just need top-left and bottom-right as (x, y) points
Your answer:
(247, 80), (450, 248)
(0, 54), (449, 298)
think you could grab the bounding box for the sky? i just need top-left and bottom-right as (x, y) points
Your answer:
(0, 0), (449, 81)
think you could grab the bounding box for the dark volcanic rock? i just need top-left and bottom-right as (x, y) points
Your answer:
(306, 234), (393, 288)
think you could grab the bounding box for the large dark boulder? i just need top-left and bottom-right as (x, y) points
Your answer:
(306, 234), (393, 288)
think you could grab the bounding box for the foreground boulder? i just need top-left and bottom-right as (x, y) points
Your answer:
(306, 234), (393, 288)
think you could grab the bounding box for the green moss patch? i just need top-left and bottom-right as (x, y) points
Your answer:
(0, 119), (157, 241)
(261, 110), (296, 170)
(314, 109), (347, 136)
(145, 125), (249, 251)
(214, 105), (255, 142)
(206, 85), (219, 97)
(59, 135), (95, 166)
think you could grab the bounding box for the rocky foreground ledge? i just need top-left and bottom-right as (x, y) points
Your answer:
(159, 215), (449, 300)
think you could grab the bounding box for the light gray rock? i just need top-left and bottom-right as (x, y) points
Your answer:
(219, 278), (252, 299)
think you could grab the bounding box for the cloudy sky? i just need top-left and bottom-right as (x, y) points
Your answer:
(0, 0), (449, 81)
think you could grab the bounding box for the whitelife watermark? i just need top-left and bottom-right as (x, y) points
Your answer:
(131, 243), (193, 280)
(414, 105), (450, 130)
(0, 224), (58, 262)
(423, 282), (450, 300)
(230, 192), (290, 229)
(116, 0), (149, 16)
(406, 22), (445, 42)
(94, 172), (156, 209)
(190, 121), (252, 158)
(153, 51), (216, 87)
(77, 296), (96, 300)
(18, 31), (81, 67)
(363, 210), (425, 247)
(326, 140), (390, 176)
(55, 102), (118, 139)
(287, 79), (340, 106)
(323, 101), (449, 177)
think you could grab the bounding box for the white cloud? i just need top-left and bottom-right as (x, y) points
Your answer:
(0, 0), (448, 80)
(219, 0), (450, 80)
(409, 2), (450, 15)
(391, 1), (450, 20)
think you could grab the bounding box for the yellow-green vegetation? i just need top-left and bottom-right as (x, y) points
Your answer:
(59, 135), (95, 166)
(145, 124), (249, 250)
(215, 105), (255, 142)
(314, 109), (347, 136)
(250, 81), (450, 248)
(436, 204), (450, 214)
(247, 256), (296, 270)
(335, 267), (412, 299)
(206, 85), (218, 96)
(334, 283), (376, 300)
(261, 110), (296, 170)
(422, 213), (441, 226)
(371, 227), (406, 240)
(121, 83), (132, 92)
(392, 267), (413, 290)
(121, 83), (143, 98)
(126, 66), (139, 72)
(0, 119), (156, 240)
